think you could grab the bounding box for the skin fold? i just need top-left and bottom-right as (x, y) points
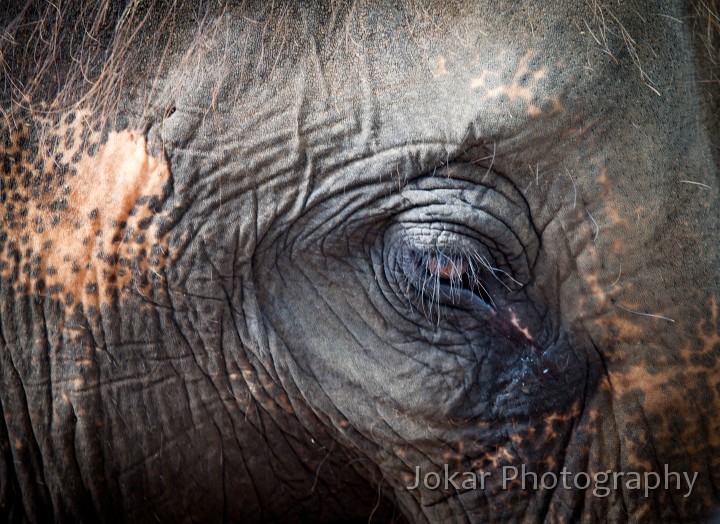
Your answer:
(0, 0), (718, 522)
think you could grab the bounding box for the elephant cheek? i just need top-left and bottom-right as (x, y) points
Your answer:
(577, 296), (720, 515)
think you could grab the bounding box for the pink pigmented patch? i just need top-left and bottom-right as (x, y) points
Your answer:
(0, 114), (172, 311)
(510, 311), (533, 341)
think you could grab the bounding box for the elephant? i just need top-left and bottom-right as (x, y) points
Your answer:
(0, 0), (718, 522)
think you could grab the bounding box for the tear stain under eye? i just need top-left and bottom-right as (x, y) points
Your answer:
(510, 310), (534, 341)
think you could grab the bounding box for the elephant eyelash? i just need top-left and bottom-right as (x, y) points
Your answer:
(401, 247), (515, 322)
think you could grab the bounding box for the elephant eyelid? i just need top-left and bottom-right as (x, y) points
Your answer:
(403, 248), (498, 311)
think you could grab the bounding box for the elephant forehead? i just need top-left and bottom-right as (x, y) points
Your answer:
(162, 0), (697, 196)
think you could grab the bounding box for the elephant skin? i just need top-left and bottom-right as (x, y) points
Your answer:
(0, 1), (719, 522)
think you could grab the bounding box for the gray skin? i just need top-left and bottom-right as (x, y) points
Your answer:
(0, 0), (719, 522)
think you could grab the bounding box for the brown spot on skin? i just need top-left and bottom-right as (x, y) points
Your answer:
(467, 50), (566, 120)
(597, 167), (611, 190)
(483, 445), (516, 469)
(527, 104), (543, 117)
(611, 238), (625, 253)
(597, 313), (644, 341)
(584, 267), (610, 308)
(469, 70), (494, 90)
(42, 130), (169, 297)
(594, 168), (630, 228)
(582, 253), (645, 343)
(548, 94), (565, 115)
(604, 205), (627, 228)
(1, 113), (171, 310)
(594, 294), (720, 489)
(470, 51), (552, 115)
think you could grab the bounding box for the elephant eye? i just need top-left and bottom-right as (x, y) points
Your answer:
(425, 252), (494, 306)
(401, 248), (496, 317)
(427, 256), (466, 280)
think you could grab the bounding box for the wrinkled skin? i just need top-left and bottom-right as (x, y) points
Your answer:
(0, 0), (719, 522)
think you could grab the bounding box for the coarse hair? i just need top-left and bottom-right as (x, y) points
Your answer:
(0, 1), (718, 129)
